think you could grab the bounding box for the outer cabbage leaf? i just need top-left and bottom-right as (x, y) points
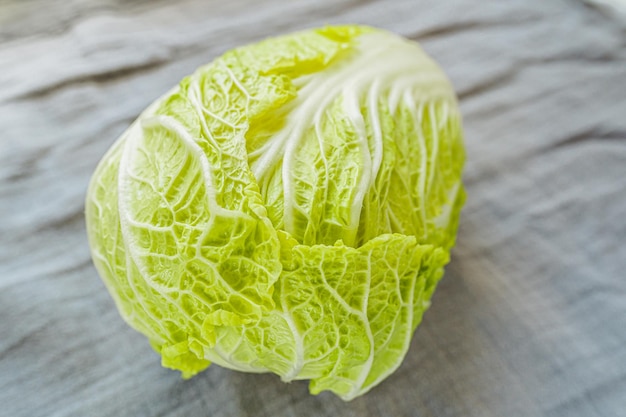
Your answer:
(279, 234), (448, 399)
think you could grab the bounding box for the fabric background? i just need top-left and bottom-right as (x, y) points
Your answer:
(1, 1), (625, 416)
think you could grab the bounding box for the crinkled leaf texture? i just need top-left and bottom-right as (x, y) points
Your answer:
(85, 25), (465, 400)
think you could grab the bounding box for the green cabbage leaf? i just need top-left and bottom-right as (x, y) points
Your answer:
(85, 25), (465, 400)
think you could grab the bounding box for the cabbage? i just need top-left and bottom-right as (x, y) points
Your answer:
(85, 25), (465, 400)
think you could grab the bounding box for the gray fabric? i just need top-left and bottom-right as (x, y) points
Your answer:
(1, 1), (625, 416)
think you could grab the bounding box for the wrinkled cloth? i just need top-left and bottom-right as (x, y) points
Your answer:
(0, 1), (624, 416)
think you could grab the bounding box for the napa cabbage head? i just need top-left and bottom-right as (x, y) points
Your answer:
(85, 25), (465, 400)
